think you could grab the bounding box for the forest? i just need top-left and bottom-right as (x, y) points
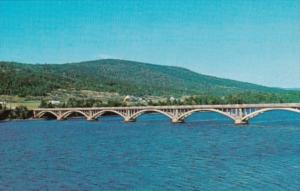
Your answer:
(1, 59), (297, 98)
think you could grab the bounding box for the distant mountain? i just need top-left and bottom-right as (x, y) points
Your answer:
(284, 88), (300, 91)
(0, 59), (296, 97)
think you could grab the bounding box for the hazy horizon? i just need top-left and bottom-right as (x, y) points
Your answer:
(0, 0), (299, 88)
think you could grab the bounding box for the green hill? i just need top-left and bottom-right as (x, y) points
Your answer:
(0, 59), (297, 99)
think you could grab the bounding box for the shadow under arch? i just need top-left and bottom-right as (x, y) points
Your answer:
(130, 109), (174, 121)
(60, 110), (89, 120)
(92, 110), (126, 120)
(178, 109), (236, 122)
(242, 108), (300, 121)
(36, 111), (59, 119)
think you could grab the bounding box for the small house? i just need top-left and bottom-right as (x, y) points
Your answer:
(48, 100), (61, 105)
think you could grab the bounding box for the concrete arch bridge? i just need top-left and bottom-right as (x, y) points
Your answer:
(33, 103), (300, 125)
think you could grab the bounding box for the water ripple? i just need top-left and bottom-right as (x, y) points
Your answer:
(0, 112), (300, 190)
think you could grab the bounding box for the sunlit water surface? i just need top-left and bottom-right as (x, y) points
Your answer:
(0, 111), (300, 191)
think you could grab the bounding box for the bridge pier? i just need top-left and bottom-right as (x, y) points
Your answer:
(87, 117), (96, 121)
(234, 119), (248, 125)
(124, 118), (136, 122)
(172, 118), (185, 123)
(57, 116), (64, 121)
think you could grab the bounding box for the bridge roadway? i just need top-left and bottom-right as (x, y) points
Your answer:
(33, 103), (300, 125)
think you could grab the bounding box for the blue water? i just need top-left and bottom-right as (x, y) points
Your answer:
(0, 111), (300, 191)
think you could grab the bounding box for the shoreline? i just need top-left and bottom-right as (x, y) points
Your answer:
(0, 114), (123, 122)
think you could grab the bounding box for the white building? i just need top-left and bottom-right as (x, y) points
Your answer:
(123, 95), (139, 102)
(48, 100), (61, 105)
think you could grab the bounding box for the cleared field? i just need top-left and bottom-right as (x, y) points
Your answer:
(7, 101), (40, 110)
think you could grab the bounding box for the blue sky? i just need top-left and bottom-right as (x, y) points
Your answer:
(0, 0), (299, 88)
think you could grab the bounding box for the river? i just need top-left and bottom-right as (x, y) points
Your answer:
(0, 111), (299, 190)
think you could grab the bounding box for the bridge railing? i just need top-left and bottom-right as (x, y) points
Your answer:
(33, 103), (300, 111)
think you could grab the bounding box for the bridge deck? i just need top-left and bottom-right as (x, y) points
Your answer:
(33, 103), (300, 111)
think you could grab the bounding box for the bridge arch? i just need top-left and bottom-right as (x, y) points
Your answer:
(178, 109), (236, 122)
(60, 110), (90, 120)
(129, 109), (174, 121)
(36, 111), (59, 119)
(92, 110), (127, 120)
(242, 108), (300, 121)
